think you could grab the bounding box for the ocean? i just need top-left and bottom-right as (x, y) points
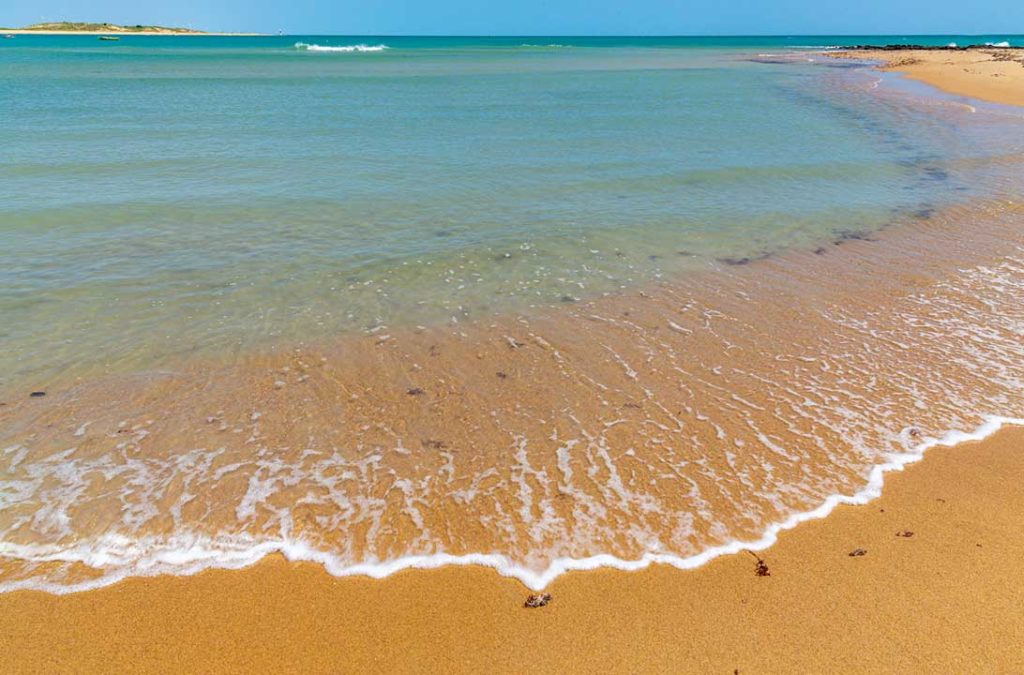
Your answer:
(2, 35), (1024, 592)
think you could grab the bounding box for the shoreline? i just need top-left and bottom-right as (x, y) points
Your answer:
(3, 424), (1022, 672)
(5, 414), (1021, 596)
(829, 47), (1024, 106)
(4, 194), (1024, 594)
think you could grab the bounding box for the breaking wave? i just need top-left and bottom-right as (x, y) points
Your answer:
(294, 42), (389, 53)
(1, 415), (1020, 594)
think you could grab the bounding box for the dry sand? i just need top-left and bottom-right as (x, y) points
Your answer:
(1, 425), (1022, 673)
(831, 48), (1024, 107)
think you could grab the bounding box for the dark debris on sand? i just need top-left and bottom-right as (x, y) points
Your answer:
(849, 548), (868, 557)
(524, 593), (552, 608)
(845, 44), (1024, 51)
(746, 550), (771, 577)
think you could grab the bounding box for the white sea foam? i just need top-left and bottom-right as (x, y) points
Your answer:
(2, 415), (1020, 595)
(294, 42), (389, 53)
(985, 41), (1011, 48)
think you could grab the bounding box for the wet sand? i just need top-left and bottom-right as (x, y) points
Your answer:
(2, 424), (1021, 673)
(4, 196), (1024, 592)
(831, 48), (1024, 106)
(4, 162), (1024, 579)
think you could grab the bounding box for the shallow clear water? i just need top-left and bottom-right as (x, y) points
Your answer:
(2, 36), (1020, 387)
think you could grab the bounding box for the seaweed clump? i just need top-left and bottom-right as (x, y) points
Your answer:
(746, 550), (771, 577)
(524, 593), (552, 608)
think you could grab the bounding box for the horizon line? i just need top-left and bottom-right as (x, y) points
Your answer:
(4, 26), (1023, 38)
(269, 32), (1023, 36)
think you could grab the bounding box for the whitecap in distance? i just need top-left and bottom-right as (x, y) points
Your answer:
(294, 42), (389, 53)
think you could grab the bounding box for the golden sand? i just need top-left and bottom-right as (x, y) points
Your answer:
(831, 48), (1024, 107)
(1, 425), (1021, 673)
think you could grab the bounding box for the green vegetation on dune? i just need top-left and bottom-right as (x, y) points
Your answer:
(19, 21), (204, 33)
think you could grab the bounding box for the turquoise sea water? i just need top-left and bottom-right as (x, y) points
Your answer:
(2, 35), (1023, 387)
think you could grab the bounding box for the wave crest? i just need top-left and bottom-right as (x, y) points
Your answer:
(294, 42), (389, 53)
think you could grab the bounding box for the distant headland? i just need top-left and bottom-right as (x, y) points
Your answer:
(0, 21), (260, 36)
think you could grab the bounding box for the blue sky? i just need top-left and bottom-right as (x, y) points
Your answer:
(4, 0), (1022, 35)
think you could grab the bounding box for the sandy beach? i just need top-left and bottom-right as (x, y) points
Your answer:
(830, 47), (1024, 106)
(2, 424), (1021, 673)
(2, 40), (1024, 673)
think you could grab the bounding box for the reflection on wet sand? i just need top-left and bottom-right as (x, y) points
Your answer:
(3, 196), (1024, 591)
